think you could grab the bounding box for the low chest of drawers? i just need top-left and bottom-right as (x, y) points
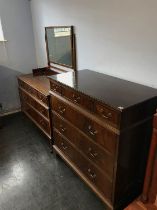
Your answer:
(18, 74), (52, 140)
(49, 70), (157, 210)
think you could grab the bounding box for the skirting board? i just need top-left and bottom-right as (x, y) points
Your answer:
(0, 108), (21, 116)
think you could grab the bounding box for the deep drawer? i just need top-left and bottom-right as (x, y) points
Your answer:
(53, 113), (115, 177)
(22, 102), (51, 136)
(54, 130), (112, 201)
(20, 88), (49, 119)
(51, 95), (118, 154)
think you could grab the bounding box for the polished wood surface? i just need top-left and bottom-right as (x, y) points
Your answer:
(49, 70), (157, 210)
(18, 74), (50, 96)
(48, 70), (157, 109)
(125, 200), (157, 210)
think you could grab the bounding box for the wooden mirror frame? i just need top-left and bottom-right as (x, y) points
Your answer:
(45, 26), (77, 73)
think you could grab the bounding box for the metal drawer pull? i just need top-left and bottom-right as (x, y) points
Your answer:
(88, 147), (98, 158)
(87, 168), (96, 179)
(88, 125), (98, 136)
(100, 109), (112, 119)
(61, 142), (68, 150)
(58, 106), (66, 114)
(72, 94), (81, 103)
(59, 125), (66, 132)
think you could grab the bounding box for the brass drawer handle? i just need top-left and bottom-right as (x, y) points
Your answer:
(88, 125), (98, 136)
(58, 106), (66, 114)
(59, 125), (66, 133)
(61, 142), (68, 150)
(72, 94), (81, 103)
(100, 108), (112, 119)
(88, 147), (98, 158)
(87, 168), (96, 179)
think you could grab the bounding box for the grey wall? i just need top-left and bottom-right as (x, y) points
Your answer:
(0, 0), (36, 113)
(31, 0), (157, 88)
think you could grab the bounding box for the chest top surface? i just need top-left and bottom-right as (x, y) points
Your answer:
(18, 74), (50, 96)
(48, 70), (157, 110)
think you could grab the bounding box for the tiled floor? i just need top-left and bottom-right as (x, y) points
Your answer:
(0, 113), (106, 210)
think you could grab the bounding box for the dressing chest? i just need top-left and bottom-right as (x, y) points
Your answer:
(49, 69), (157, 210)
(18, 74), (52, 140)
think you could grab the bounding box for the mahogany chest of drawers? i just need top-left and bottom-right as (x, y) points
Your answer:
(18, 74), (51, 140)
(49, 70), (157, 210)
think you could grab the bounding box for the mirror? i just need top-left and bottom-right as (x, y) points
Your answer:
(45, 26), (76, 71)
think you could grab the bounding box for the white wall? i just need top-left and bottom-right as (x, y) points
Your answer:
(0, 0), (36, 112)
(31, 0), (157, 88)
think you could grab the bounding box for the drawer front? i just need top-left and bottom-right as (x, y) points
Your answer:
(20, 89), (49, 119)
(95, 102), (120, 127)
(50, 80), (62, 95)
(54, 130), (112, 201)
(53, 113), (115, 177)
(18, 79), (48, 106)
(62, 87), (94, 112)
(51, 95), (118, 154)
(49, 79), (120, 127)
(22, 102), (51, 135)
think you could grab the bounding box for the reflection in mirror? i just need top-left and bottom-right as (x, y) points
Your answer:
(45, 26), (76, 70)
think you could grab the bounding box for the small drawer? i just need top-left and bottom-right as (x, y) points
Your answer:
(53, 113), (115, 177)
(95, 102), (120, 126)
(50, 80), (62, 95)
(63, 87), (94, 112)
(54, 130), (112, 201)
(51, 95), (118, 154)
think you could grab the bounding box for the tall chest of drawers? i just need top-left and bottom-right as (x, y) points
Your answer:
(18, 74), (52, 140)
(49, 70), (157, 210)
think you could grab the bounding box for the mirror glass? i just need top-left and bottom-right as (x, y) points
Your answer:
(45, 26), (74, 68)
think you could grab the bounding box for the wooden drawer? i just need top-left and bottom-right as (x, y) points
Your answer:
(53, 113), (115, 177)
(20, 89), (49, 119)
(22, 102), (51, 136)
(50, 80), (62, 95)
(62, 87), (94, 112)
(51, 95), (118, 154)
(18, 79), (48, 106)
(95, 102), (120, 127)
(49, 79), (120, 127)
(54, 130), (112, 201)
